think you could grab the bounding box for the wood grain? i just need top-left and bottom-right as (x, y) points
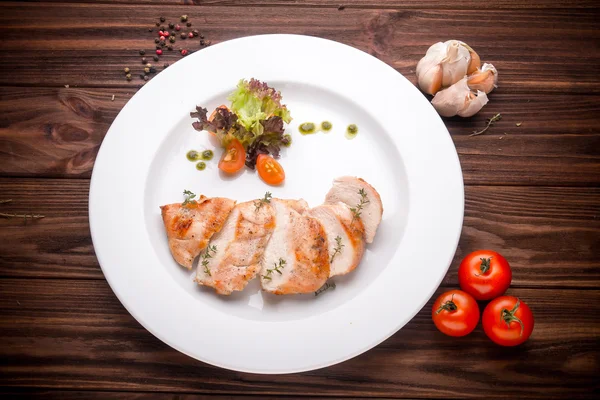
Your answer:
(1, 87), (599, 184)
(0, 278), (597, 398)
(0, 392), (355, 400)
(0, 4), (598, 94)
(15, 0), (600, 9)
(1, 178), (598, 287)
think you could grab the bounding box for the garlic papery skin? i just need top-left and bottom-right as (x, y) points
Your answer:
(431, 77), (489, 117)
(416, 40), (471, 95)
(467, 63), (498, 94)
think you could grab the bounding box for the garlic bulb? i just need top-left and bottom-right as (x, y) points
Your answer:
(431, 77), (489, 117)
(459, 41), (481, 75)
(467, 63), (498, 94)
(416, 40), (471, 95)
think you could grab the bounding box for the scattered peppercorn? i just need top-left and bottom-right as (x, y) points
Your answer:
(139, 49), (146, 55)
(146, 63), (152, 68)
(140, 74), (145, 79)
(200, 39), (205, 45)
(175, 24), (181, 31)
(181, 15), (188, 22)
(164, 63), (169, 68)
(148, 28), (153, 32)
(167, 45), (173, 50)
(168, 23), (174, 29)
(181, 49), (188, 56)
(126, 73), (132, 81)
(143, 75), (149, 81)
(169, 36), (175, 43)
(180, 32), (186, 39)
(192, 29), (199, 37)
(160, 26), (166, 31)
(163, 31), (170, 37)
(149, 67), (157, 73)
(144, 67), (150, 73)
(200, 34), (204, 39)
(155, 22), (160, 27)
(186, 22), (192, 27)
(160, 16), (166, 22)
(154, 38), (160, 44)
(188, 32), (194, 38)
(156, 49), (163, 55)
(141, 57), (147, 63)
(153, 55), (159, 61)
(156, 45), (161, 50)
(124, 67), (130, 73)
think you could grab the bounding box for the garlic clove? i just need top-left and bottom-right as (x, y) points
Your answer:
(458, 90), (488, 117)
(431, 77), (488, 117)
(467, 63), (498, 94)
(416, 42), (446, 95)
(440, 40), (471, 88)
(459, 41), (481, 75)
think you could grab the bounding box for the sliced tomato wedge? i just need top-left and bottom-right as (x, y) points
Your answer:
(256, 154), (285, 186)
(218, 138), (245, 174)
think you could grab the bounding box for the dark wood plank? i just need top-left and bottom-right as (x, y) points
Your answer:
(0, 392), (372, 400)
(0, 278), (597, 398)
(1, 87), (599, 184)
(14, 0), (600, 8)
(1, 178), (598, 287)
(0, 4), (598, 94)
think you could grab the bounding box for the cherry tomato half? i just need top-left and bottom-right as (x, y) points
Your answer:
(458, 250), (512, 301)
(482, 296), (534, 346)
(256, 154), (285, 186)
(432, 289), (480, 337)
(218, 138), (245, 174)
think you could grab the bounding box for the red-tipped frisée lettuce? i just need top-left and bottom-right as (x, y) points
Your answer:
(191, 79), (292, 170)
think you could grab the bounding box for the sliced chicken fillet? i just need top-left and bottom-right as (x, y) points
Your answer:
(308, 203), (365, 277)
(261, 199), (330, 295)
(324, 176), (383, 243)
(195, 200), (276, 295)
(160, 196), (236, 269)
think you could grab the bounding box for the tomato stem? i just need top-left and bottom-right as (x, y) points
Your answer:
(476, 257), (492, 276)
(501, 299), (524, 336)
(436, 295), (458, 314)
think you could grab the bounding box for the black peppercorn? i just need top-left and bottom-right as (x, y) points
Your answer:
(153, 55), (159, 61)
(148, 28), (153, 32)
(192, 29), (199, 37)
(160, 25), (166, 31)
(168, 23), (174, 29)
(180, 32), (186, 39)
(141, 57), (147, 63)
(200, 34), (204, 39)
(154, 38), (159, 44)
(160, 16), (166, 22)
(186, 22), (192, 27)
(200, 39), (205, 45)
(167, 45), (173, 50)
(139, 50), (145, 55)
(150, 67), (157, 73)
(156, 45), (161, 50)
(164, 63), (169, 68)
(143, 75), (149, 81)
(140, 74), (145, 79)
(155, 22), (160, 27)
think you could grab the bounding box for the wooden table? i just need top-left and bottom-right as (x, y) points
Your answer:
(1, 1), (598, 398)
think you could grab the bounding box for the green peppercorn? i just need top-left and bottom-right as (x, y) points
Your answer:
(144, 67), (150, 73)
(146, 63), (152, 68)
(139, 50), (145, 55)
(123, 67), (130, 73)
(181, 15), (188, 22)
(169, 36), (175, 43)
(126, 73), (132, 81)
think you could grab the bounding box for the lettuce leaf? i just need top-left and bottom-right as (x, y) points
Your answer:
(245, 116), (290, 169)
(227, 79), (292, 135)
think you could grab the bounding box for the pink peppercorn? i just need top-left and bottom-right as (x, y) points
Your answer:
(158, 30), (164, 36)
(156, 49), (163, 55)
(175, 24), (181, 31)
(188, 32), (194, 38)
(181, 49), (188, 56)
(160, 36), (166, 41)
(163, 31), (169, 37)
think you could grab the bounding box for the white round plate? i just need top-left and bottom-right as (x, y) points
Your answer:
(90, 34), (463, 374)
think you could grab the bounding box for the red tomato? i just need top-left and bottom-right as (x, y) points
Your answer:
(218, 138), (245, 174)
(458, 250), (512, 300)
(482, 296), (534, 346)
(431, 289), (480, 337)
(256, 154), (285, 186)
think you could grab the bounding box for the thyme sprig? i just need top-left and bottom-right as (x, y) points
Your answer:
(330, 235), (344, 263)
(315, 281), (336, 296)
(182, 189), (197, 206)
(350, 188), (369, 221)
(470, 113), (502, 136)
(263, 257), (286, 280)
(201, 245), (217, 276)
(254, 191), (272, 211)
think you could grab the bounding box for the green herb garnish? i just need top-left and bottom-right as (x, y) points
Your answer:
(182, 189), (196, 206)
(254, 191), (272, 211)
(201, 245), (217, 276)
(350, 188), (369, 221)
(330, 235), (344, 263)
(263, 258), (286, 280)
(470, 113), (502, 136)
